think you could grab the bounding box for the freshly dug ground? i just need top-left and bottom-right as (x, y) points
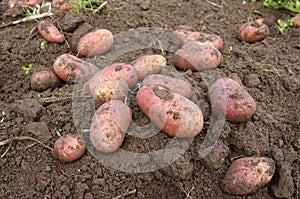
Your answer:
(0, 0), (299, 198)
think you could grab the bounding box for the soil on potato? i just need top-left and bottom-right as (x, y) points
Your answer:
(0, 0), (299, 198)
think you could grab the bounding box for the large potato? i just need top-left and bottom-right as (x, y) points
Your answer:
(90, 100), (132, 153)
(174, 41), (222, 71)
(53, 54), (99, 83)
(77, 29), (113, 57)
(131, 54), (167, 80)
(142, 74), (193, 99)
(38, 20), (64, 43)
(136, 84), (203, 138)
(223, 157), (275, 195)
(30, 71), (60, 92)
(208, 78), (256, 122)
(238, 18), (269, 43)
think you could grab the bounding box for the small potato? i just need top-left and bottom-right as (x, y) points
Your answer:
(77, 29), (113, 57)
(93, 78), (129, 108)
(174, 41), (222, 71)
(292, 14), (300, 28)
(53, 134), (86, 163)
(136, 84), (203, 138)
(238, 18), (269, 43)
(223, 157), (275, 195)
(208, 78), (256, 122)
(131, 54), (167, 80)
(51, 0), (72, 10)
(8, 0), (42, 7)
(90, 100), (132, 153)
(53, 54), (99, 83)
(30, 71), (60, 92)
(142, 74), (193, 99)
(38, 20), (64, 43)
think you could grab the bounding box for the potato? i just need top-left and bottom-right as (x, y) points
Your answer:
(77, 29), (113, 57)
(171, 29), (193, 47)
(292, 14), (300, 28)
(30, 71), (60, 92)
(53, 54), (99, 83)
(37, 20), (64, 43)
(8, 0), (42, 7)
(238, 18), (269, 43)
(90, 100), (132, 153)
(174, 41), (222, 71)
(93, 78), (129, 108)
(51, 0), (72, 10)
(53, 134), (86, 163)
(136, 84), (203, 137)
(208, 78), (256, 122)
(142, 74), (193, 99)
(223, 157), (275, 195)
(131, 54), (167, 80)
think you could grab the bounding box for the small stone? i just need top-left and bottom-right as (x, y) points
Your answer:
(244, 74), (261, 87)
(25, 122), (51, 141)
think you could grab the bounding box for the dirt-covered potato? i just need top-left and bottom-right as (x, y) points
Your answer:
(53, 134), (86, 163)
(30, 71), (60, 92)
(77, 29), (113, 57)
(51, 0), (72, 10)
(208, 78), (256, 122)
(238, 18), (269, 43)
(93, 78), (129, 108)
(292, 14), (300, 28)
(142, 74), (193, 99)
(223, 157), (275, 195)
(53, 54), (99, 83)
(8, 0), (42, 7)
(174, 41), (222, 71)
(90, 100), (132, 153)
(37, 20), (64, 43)
(131, 54), (167, 80)
(136, 84), (203, 138)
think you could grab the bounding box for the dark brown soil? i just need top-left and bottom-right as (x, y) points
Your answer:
(0, 0), (299, 198)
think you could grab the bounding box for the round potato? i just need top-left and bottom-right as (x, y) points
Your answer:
(238, 18), (269, 43)
(30, 71), (60, 92)
(90, 100), (132, 153)
(136, 84), (203, 137)
(38, 20), (64, 43)
(77, 29), (113, 57)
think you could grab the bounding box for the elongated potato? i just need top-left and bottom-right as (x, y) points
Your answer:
(136, 84), (203, 137)
(93, 78), (129, 108)
(142, 74), (193, 99)
(131, 54), (167, 80)
(38, 20), (64, 43)
(174, 41), (222, 71)
(223, 157), (275, 195)
(53, 54), (99, 83)
(90, 100), (132, 153)
(208, 78), (256, 122)
(30, 71), (60, 92)
(238, 18), (269, 43)
(77, 29), (113, 57)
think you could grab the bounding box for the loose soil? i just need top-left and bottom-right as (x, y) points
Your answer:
(0, 0), (299, 198)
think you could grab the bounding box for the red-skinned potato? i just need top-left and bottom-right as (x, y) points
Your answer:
(292, 14), (300, 28)
(208, 78), (256, 122)
(90, 100), (132, 153)
(174, 41), (222, 71)
(136, 84), (203, 138)
(131, 54), (167, 80)
(30, 71), (60, 92)
(38, 20), (64, 43)
(171, 29), (193, 47)
(53, 54), (99, 83)
(238, 18), (269, 43)
(142, 74), (193, 99)
(223, 157), (275, 195)
(51, 0), (72, 10)
(53, 134), (86, 163)
(8, 0), (42, 7)
(77, 29), (113, 57)
(93, 78), (129, 108)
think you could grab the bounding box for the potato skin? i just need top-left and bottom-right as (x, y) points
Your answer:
(238, 18), (269, 43)
(51, 0), (72, 10)
(131, 54), (167, 80)
(223, 157), (275, 195)
(90, 100), (132, 153)
(53, 134), (86, 163)
(174, 41), (222, 71)
(208, 78), (256, 122)
(142, 74), (193, 99)
(38, 20), (64, 43)
(30, 71), (60, 92)
(8, 0), (42, 7)
(77, 29), (113, 57)
(53, 54), (99, 83)
(93, 78), (129, 108)
(292, 14), (300, 28)
(136, 84), (203, 137)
